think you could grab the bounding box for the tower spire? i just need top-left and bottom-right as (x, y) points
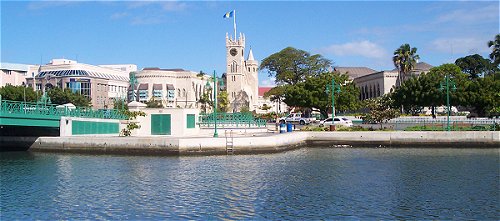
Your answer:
(247, 48), (255, 61)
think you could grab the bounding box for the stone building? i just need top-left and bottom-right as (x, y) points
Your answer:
(0, 63), (38, 87)
(131, 68), (212, 109)
(225, 33), (259, 112)
(25, 59), (133, 109)
(256, 87), (288, 114)
(353, 62), (433, 100)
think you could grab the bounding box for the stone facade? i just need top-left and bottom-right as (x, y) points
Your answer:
(25, 59), (132, 109)
(225, 33), (259, 112)
(132, 68), (212, 109)
(0, 63), (35, 87)
(353, 62), (433, 100)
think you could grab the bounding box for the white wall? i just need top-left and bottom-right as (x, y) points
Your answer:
(129, 107), (200, 137)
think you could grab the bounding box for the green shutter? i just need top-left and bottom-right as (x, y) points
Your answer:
(187, 114), (195, 128)
(151, 114), (171, 135)
(72, 120), (119, 135)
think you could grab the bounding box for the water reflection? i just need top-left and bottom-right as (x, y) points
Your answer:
(0, 148), (498, 220)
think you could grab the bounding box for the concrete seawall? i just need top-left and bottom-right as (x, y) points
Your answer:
(1, 131), (498, 155)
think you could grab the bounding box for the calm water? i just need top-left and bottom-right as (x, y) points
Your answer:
(1, 148), (498, 220)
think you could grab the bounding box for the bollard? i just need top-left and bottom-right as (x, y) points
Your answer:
(329, 124), (336, 131)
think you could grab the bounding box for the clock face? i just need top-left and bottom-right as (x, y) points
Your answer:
(230, 48), (237, 56)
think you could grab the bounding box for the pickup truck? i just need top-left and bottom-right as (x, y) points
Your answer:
(278, 113), (311, 125)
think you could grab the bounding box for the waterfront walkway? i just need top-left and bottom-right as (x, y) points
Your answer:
(2, 131), (498, 155)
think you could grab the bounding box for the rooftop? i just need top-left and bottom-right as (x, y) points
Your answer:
(334, 67), (377, 79)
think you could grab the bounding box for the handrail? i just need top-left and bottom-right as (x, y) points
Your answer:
(0, 99), (126, 120)
(199, 112), (267, 128)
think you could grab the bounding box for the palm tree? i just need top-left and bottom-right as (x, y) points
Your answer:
(487, 34), (500, 67)
(393, 44), (420, 87)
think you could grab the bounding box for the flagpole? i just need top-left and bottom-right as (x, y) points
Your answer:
(233, 10), (237, 40)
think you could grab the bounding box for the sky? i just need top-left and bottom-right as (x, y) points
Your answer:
(1, 1), (499, 86)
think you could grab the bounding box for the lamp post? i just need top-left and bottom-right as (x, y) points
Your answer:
(439, 74), (457, 131)
(326, 78), (341, 118)
(205, 71), (219, 137)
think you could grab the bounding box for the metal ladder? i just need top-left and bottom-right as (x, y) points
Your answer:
(225, 130), (234, 155)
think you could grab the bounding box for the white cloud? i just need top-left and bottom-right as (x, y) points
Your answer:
(430, 37), (491, 54)
(27, 1), (79, 10)
(435, 5), (498, 24)
(110, 12), (128, 20)
(126, 0), (187, 11)
(319, 40), (388, 59)
(131, 15), (165, 25)
(161, 1), (187, 11)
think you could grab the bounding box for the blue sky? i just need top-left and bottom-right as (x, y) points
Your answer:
(1, 1), (499, 86)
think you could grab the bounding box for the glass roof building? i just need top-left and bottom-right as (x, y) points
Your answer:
(26, 59), (135, 109)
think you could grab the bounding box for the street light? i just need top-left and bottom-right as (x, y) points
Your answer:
(325, 78), (341, 118)
(439, 74), (457, 131)
(205, 71), (219, 137)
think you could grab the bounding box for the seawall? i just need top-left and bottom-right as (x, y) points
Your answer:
(1, 131), (498, 155)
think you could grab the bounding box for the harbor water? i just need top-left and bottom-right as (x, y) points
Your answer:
(1, 148), (498, 220)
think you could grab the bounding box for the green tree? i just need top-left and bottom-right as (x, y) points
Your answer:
(260, 47), (331, 85)
(455, 54), (497, 79)
(113, 98), (128, 110)
(217, 90), (229, 112)
(260, 47), (359, 117)
(0, 85), (40, 102)
(266, 72), (360, 118)
(390, 64), (468, 116)
(260, 104), (272, 111)
(393, 44), (420, 87)
(120, 110), (146, 136)
(465, 72), (500, 117)
(198, 92), (211, 113)
(146, 97), (163, 108)
(488, 34), (500, 67)
(361, 96), (400, 129)
(47, 87), (91, 107)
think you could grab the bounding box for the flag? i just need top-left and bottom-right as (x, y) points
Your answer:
(223, 10), (234, 18)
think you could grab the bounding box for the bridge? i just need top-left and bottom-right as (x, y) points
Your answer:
(0, 98), (126, 128)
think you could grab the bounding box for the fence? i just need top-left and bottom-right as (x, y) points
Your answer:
(0, 99), (126, 120)
(199, 112), (267, 128)
(391, 118), (499, 131)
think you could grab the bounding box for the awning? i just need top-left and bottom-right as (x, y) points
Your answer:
(166, 84), (175, 90)
(138, 83), (148, 90)
(153, 84), (162, 90)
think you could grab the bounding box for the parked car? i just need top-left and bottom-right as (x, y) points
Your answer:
(319, 117), (353, 127)
(278, 113), (311, 125)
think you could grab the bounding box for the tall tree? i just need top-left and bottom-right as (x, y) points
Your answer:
(390, 64), (467, 116)
(488, 34), (500, 67)
(393, 44), (420, 87)
(217, 91), (229, 112)
(455, 54), (497, 78)
(0, 85), (40, 102)
(47, 87), (91, 107)
(260, 47), (331, 85)
(361, 96), (400, 129)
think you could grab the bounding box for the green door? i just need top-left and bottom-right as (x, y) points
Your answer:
(151, 114), (171, 135)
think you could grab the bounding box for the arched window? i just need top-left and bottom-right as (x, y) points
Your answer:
(369, 85), (373, 98)
(361, 87), (365, 100)
(231, 61), (237, 73)
(183, 89), (186, 97)
(178, 89), (181, 97)
(377, 84), (381, 97)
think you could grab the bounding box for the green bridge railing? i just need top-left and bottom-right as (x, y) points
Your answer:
(199, 112), (267, 128)
(0, 99), (127, 120)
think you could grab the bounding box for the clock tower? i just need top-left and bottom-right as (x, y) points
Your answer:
(225, 33), (258, 112)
